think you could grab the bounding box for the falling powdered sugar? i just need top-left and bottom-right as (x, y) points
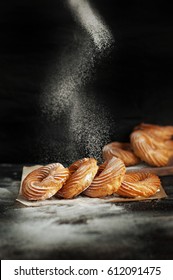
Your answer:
(40, 0), (115, 163)
(67, 0), (113, 51)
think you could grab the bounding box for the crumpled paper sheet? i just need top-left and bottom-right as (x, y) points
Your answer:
(16, 164), (168, 207)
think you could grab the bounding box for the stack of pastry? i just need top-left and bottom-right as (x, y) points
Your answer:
(103, 123), (173, 167)
(22, 123), (173, 201)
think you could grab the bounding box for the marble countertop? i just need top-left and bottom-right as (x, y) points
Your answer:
(1, 163), (173, 260)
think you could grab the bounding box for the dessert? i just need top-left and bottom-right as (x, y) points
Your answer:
(102, 142), (140, 166)
(117, 172), (161, 198)
(56, 158), (98, 199)
(83, 157), (126, 197)
(21, 163), (70, 200)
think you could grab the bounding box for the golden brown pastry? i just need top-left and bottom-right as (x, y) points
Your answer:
(117, 172), (161, 198)
(102, 142), (140, 166)
(56, 158), (98, 199)
(21, 163), (70, 200)
(83, 156), (126, 198)
(130, 129), (173, 166)
(68, 158), (89, 174)
(134, 123), (173, 141)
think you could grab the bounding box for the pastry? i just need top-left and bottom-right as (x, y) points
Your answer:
(102, 142), (140, 166)
(83, 156), (126, 197)
(130, 129), (173, 166)
(56, 158), (98, 199)
(117, 172), (161, 198)
(134, 122), (173, 141)
(22, 163), (70, 200)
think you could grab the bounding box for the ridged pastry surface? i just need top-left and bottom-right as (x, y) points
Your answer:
(117, 172), (161, 198)
(56, 158), (98, 199)
(130, 129), (173, 166)
(22, 163), (70, 200)
(102, 142), (140, 166)
(134, 123), (173, 141)
(83, 156), (126, 197)
(68, 158), (89, 174)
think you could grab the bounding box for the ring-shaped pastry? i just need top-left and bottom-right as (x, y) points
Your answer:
(117, 172), (161, 198)
(134, 123), (173, 141)
(102, 142), (140, 166)
(83, 156), (126, 198)
(130, 129), (173, 166)
(22, 163), (70, 200)
(56, 158), (98, 199)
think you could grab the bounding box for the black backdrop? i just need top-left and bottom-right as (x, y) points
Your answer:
(0, 0), (173, 164)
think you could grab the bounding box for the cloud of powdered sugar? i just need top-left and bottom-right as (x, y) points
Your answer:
(40, 0), (115, 164)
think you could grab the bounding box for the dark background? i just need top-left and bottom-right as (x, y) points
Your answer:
(0, 0), (173, 164)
